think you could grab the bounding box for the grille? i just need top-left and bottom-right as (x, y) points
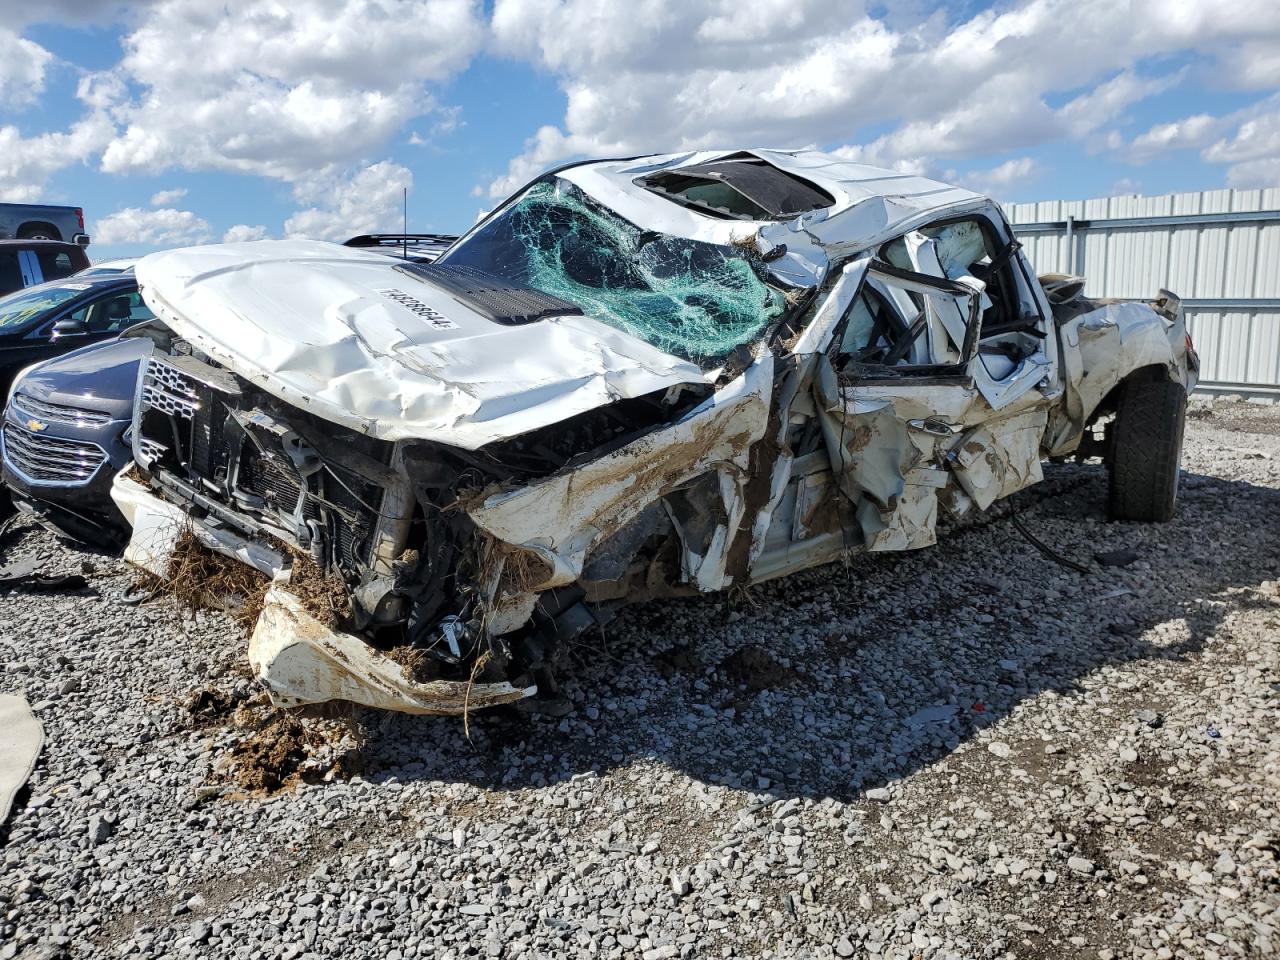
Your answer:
(190, 392), (230, 478)
(137, 350), (386, 572)
(136, 436), (167, 465)
(10, 393), (112, 427)
(2, 422), (106, 484)
(141, 358), (200, 419)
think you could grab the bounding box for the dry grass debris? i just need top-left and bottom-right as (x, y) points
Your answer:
(136, 530), (270, 630)
(136, 530), (354, 634)
(285, 552), (350, 629)
(728, 230), (764, 259)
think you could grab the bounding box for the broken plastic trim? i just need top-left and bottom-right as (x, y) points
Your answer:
(249, 588), (535, 715)
(113, 473), (534, 715)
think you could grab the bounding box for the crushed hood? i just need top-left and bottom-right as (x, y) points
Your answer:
(134, 240), (709, 448)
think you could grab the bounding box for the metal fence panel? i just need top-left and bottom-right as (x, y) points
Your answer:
(1005, 187), (1280, 397)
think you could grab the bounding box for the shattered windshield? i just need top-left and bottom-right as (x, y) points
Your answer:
(439, 178), (786, 365)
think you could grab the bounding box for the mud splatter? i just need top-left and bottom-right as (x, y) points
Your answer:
(285, 554), (350, 629)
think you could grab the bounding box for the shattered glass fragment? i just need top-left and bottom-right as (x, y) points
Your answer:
(441, 179), (785, 365)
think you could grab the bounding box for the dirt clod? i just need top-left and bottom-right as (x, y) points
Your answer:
(387, 644), (436, 684)
(226, 712), (325, 794)
(184, 687), (240, 727)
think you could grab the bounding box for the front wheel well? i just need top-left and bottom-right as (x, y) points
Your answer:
(1086, 363), (1175, 430)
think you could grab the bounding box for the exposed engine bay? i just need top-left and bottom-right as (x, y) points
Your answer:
(120, 327), (719, 713)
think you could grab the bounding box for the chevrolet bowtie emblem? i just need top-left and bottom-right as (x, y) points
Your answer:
(25, 419), (47, 432)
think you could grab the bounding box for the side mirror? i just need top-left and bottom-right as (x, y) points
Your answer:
(52, 317), (87, 337)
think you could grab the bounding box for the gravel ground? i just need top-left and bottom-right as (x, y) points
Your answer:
(2, 396), (1278, 960)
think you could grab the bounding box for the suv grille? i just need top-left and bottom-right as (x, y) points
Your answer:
(10, 393), (112, 427)
(2, 422), (106, 484)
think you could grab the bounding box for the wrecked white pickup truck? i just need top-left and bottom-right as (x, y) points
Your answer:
(113, 149), (1198, 716)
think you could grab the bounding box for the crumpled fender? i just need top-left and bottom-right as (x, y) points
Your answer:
(1048, 300), (1185, 455)
(465, 356), (774, 593)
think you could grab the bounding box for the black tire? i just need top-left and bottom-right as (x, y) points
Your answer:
(1107, 379), (1186, 522)
(17, 223), (60, 241)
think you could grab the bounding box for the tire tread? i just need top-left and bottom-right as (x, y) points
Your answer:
(1108, 379), (1186, 522)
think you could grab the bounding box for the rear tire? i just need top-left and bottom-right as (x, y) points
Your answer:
(1107, 379), (1186, 522)
(17, 223), (60, 241)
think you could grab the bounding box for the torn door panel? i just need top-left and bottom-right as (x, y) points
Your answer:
(949, 408), (1048, 511)
(856, 475), (939, 552)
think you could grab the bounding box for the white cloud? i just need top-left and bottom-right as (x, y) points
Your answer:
(1128, 114), (1222, 162)
(0, 113), (114, 201)
(94, 206), (211, 246)
(98, 0), (484, 181)
(0, 63), (122, 200)
(1204, 104), (1280, 187)
(1219, 39), (1280, 90)
(284, 160), (412, 241)
(945, 157), (1041, 197)
(1056, 69), (1181, 139)
(222, 223), (269, 243)
(0, 29), (53, 107)
(1122, 93), (1280, 185)
(1218, 157), (1280, 188)
(485, 0), (1280, 196)
(0, 2), (159, 28)
(149, 187), (186, 206)
(1204, 111), (1280, 166)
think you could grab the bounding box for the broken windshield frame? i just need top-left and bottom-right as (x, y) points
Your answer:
(437, 176), (790, 367)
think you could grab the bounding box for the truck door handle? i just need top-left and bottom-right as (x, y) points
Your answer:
(908, 418), (960, 437)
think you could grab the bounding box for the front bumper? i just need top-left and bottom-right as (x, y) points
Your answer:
(0, 412), (130, 546)
(111, 473), (536, 715)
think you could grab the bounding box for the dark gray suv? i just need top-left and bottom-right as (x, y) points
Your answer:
(1, 279), (155, 544)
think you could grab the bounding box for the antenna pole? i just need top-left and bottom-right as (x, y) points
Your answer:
(403, 187), (408, 260)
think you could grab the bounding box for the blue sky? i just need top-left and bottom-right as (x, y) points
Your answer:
(1, 1), (1277, 260)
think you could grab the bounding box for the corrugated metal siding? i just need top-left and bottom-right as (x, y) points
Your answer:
(1005, 188), (1280, 395)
